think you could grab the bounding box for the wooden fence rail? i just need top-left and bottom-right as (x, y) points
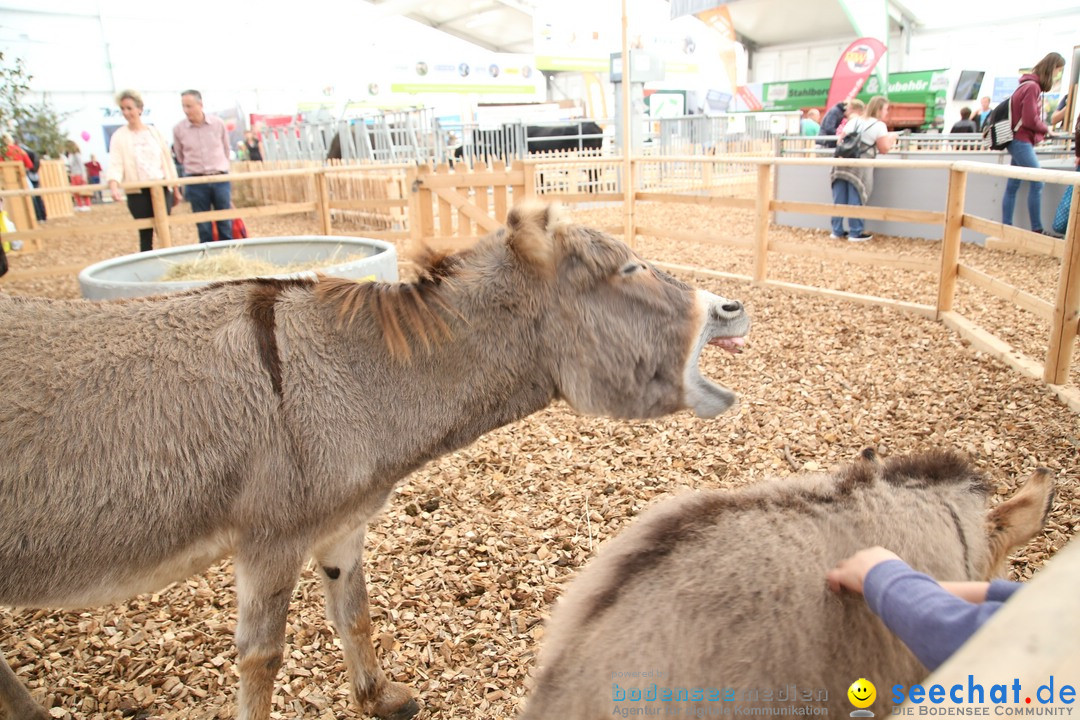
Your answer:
(1, 155), (1077, 411)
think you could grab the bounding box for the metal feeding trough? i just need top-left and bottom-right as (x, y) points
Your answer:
(78, 236), (398, 300)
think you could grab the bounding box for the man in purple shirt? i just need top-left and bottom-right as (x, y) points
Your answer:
(173, 89), (233, 243)
(827, 546), (1022, 671)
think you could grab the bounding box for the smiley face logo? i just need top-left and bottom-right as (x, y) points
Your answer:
(848, 678), (876, 709)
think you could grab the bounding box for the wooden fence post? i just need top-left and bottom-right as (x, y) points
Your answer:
(149, 184), (172, 248)
(623, 157), (636, 248)
(521, 159), (536, 199)
(1043, 184), (1080, 385)
(752, 162), (773, 283)
(495, 161), (512, 223)
(407, 163), (434, 248)
(314, 169), (332, 236)
(936, 168), (968, 317)
(407, 164), (420, 245)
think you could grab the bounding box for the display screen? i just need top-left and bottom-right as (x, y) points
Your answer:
(954, 71), (985, 101)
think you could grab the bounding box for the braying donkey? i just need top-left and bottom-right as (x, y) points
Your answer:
(0, 202), (750, 720)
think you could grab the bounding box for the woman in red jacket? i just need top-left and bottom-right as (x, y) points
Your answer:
(1001, 52), (1065, 233)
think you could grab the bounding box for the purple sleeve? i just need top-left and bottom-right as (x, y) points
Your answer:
(986, 578), (1022, 603)
(862, 560), (1008, 672)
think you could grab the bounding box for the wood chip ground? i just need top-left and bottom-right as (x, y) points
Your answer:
(2, 201), (1077, 719)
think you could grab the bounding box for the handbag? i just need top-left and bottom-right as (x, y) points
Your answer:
(833, 120), (866, 159)
(983, 80), (1036, 150)
(210, 209), (249, 241)
(834, 119), (880, 159)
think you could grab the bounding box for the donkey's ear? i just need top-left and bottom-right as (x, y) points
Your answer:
(505, 201), (567, 275)
(983, 467), (1055, 577)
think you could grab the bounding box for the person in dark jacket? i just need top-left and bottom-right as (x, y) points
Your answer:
(817, 101), (848, 148)
(949, 107), (979, 133)
(1002, 52), (1066, 233)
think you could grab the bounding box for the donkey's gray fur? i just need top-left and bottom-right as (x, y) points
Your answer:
(0, 202), (749, 720)
(521, 449), (1054, 720)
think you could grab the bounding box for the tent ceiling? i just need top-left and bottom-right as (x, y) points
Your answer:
(365, 0), (536, 54)
(366, 0), (1080, 57)
(365, 0), (869, 56)
(707, 0), (856, 49)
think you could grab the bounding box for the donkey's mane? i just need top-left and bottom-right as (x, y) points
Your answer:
(313, 245), (466, 360)
(880, 449), (989, 495)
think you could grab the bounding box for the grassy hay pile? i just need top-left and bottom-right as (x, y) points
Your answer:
(160, 247), (368, 282)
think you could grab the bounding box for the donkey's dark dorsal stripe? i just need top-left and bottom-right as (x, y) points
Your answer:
(245, 278), (312, 397)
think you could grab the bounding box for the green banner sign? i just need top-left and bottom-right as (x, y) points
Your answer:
(747, 69), (948, 126)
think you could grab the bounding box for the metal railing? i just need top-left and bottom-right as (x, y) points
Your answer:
(778, 133), (1076, 157)
(656, 112), (801, 156)
(263, 108), (444, 164)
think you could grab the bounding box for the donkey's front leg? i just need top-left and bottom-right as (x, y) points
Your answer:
(234, 548), (304, 720)
(318, 526), (419, 720)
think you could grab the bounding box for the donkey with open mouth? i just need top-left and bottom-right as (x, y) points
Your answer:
(0, 202), (749, 720)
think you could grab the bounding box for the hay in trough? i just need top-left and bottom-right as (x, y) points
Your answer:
(160, 246), (368, 282)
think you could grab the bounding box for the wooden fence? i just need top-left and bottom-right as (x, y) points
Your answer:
(1, 155), (1077, 411)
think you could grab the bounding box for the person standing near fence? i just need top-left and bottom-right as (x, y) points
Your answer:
(173, 89), (233, 243)
(976, 96), (992, 131)
(829, 96), (896, 242)
(106, 89), (178, 253)
(84, 154), (102, 203)
(817, 101), (847, 148)
(1001, 52), (1065, 235)
(950, 107), (979, 133)
(243, 130), (265, 162)
(65, 142), (92, 211)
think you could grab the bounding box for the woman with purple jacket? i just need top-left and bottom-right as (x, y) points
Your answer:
(1002, 52), (1065, 234)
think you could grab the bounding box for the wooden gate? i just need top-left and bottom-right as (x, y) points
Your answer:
(39, 159), (74, 219)
(0, 162), (37, 233)
(407, 160), (531, 251)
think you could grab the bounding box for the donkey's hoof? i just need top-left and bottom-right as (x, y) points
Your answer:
(369, 681), (419, 720)
(375, 698), (420, 720)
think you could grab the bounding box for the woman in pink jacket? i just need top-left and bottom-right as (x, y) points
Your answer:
(1001, 52), (1065, 234)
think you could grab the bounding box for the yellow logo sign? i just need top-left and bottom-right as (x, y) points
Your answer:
(848, 678), (877, 717)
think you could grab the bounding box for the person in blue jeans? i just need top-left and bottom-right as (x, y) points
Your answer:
(827, 546), (1021, 671)
(1001, 52), (1065, 234)
(829, 97), (897, 242)
(173, 89), (234, 243)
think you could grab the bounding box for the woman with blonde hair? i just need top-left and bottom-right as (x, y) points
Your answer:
(829, 95), (897, 242)
(106, 89), (178, 252)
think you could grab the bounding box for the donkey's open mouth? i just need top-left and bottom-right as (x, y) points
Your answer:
(683, 291), (750, 418)
(708, 335), (747, 354)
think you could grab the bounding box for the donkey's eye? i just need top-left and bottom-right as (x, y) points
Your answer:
(620, 261), (647, 276)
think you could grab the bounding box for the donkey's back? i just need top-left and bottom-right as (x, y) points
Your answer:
(0, 285), (295, 608)
(522, 450), (1054, 720)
